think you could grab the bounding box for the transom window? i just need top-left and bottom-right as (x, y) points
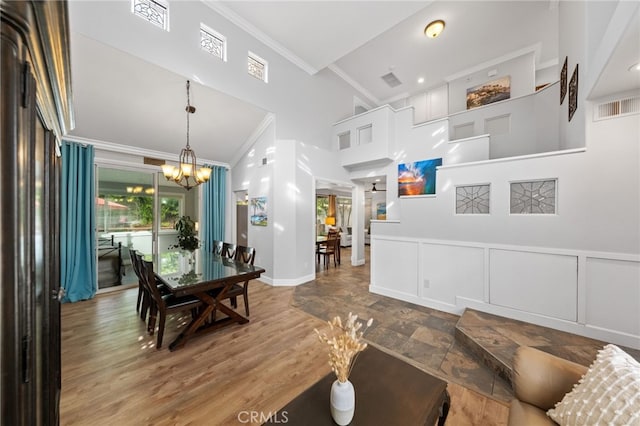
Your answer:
(248, 51), (268, 83)
(200, 24), (226, 61)
(132, 0), (168, 31)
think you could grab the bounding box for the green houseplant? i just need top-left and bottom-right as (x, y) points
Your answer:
(169, 215), (200, 252)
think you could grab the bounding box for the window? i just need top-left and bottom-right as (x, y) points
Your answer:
(132, 0), (168, 31)
(160, 196), (184, 230)
(248, 51), (268, 82)
(200, 24), (226, 61)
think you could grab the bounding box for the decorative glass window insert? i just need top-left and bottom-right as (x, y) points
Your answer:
(132, 0), (168, 31)
(248, 52), (268, 82)
(200, 24), (226, 61)
(510, 179), (557, 214)
(456, 184), (490, 214)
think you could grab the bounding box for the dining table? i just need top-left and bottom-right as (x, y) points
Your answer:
(155, 250), (266, 351)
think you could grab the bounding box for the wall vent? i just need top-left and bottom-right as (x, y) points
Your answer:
(381, 72), (402, 88)
(595, 95), (640, 121)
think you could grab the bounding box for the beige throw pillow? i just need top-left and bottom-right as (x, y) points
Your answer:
(547, 344), (640, 426)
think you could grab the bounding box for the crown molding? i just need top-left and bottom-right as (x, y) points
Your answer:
(202, 0), (318, 75)
(445, 43), (541, 82)
(230, 113), (276, 168)
(328, 64), (380, 106)
(63, 135), (229, 168)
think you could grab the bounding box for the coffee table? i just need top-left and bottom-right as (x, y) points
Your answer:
(263, 346), (450, 425)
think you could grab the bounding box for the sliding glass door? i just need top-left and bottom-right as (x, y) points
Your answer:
(95, 166), (200, 291)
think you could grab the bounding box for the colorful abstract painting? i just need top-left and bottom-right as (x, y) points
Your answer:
(250, 196), (267, 226)
(466, 76), (511, 109)
(398, 158), (442, 197)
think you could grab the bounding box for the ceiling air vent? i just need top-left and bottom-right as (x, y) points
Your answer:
(381, 72), (402, 88)
(595, 95), (640, 121)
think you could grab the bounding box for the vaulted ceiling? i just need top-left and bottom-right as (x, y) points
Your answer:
(67, 1), (639, 166)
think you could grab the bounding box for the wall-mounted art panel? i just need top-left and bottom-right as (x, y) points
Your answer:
(250, 196), (267, 226)
(398, 158), (442, 197)
(466, 76), (511, 109)
(456, 184), (490, 214)
(510, 179), (556, 214)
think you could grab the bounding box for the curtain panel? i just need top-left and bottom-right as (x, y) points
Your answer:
(202, 165), (226, 252)
(60, 141), (96, 302)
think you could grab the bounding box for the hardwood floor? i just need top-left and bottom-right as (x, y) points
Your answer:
(61, 271), (508, 425)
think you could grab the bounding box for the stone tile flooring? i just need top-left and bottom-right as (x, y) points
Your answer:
(294, 247), (513, 402)
(294, 246), (640, 403)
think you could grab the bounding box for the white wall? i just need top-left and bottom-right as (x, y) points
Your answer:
(370, 110), (640, 348)
(232, 120), (354, 285)
(69, 1), (370, 152)
(448, 52), (536, 114)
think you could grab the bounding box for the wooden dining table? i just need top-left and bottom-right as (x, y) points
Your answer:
(155, 250), (265, 351)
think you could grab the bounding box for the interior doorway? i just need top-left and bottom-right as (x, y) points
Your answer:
(236, 191), (248, 246)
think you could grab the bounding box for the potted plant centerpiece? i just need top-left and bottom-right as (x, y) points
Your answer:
(169, 216), (200, 263)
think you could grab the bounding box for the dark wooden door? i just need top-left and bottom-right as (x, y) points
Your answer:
(1, 5), (62, 424)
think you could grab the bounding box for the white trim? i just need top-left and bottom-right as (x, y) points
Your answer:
(202, 0), (318, 75)
(64, 135), (229, 168)
(370, 219), (399, 224)
(370, 234), (640, 262)
(230, 113), (276, 168)
(328, 64), (381, 106)
(438, 147), (587, 170)
(444, 43), (541, 82)
(270, 274), (315, 287)
(448, 134), (490, 145)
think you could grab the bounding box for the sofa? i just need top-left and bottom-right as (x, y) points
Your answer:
(508, 346), (587, 426)
(339, 227), (351, 247)
(509, 344), (640, 425)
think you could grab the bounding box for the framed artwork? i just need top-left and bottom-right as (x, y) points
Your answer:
(568, 64), (578, 122)
(466, 76), (511, 109)
(560, 56), (568, 104)
(398, 158), (442, 197)
(376, 202), (386, 220)
(250, 196), (267, 226)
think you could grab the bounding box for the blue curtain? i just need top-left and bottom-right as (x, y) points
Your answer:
(202, 165), (226, 252)
(60, 141), (96, 302)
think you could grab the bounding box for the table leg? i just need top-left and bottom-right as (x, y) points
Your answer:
(438, 389), (450, 426)
(168, 286), (249, 351)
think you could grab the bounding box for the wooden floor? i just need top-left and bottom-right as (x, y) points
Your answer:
(61, 282), (508, 425)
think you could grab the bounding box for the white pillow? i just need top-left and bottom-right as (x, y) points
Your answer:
(547, 344), (640, 426)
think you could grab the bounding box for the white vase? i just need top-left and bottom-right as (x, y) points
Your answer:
(330, 379), (355, 425)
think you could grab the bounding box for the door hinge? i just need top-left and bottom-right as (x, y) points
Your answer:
(21, 61), (31, 108)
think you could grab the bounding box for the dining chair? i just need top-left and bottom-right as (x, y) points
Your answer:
(212, 240), (224, 255)
(318, 234), (339, 268)
(139, 257), (203, 349)
(221, 242), (237, 259)
(129, 248), (146, 316)
(229, 245), (256, 316)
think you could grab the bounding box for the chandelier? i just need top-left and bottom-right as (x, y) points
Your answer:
(161, 80), (212, 190)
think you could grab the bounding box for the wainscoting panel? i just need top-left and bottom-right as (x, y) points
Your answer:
(585, 257), (640, 336)
(489, 249), (578, 321)
(420, 243), (485, 305)
(371, 239), (420, 297)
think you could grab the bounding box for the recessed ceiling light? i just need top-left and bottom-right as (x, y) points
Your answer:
(418, 77), (425, 84)
(424, 20), (445, 38)
(629, 62), (640, 72)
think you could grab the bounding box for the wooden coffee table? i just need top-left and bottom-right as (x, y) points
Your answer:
(264, 345), (450, 425)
